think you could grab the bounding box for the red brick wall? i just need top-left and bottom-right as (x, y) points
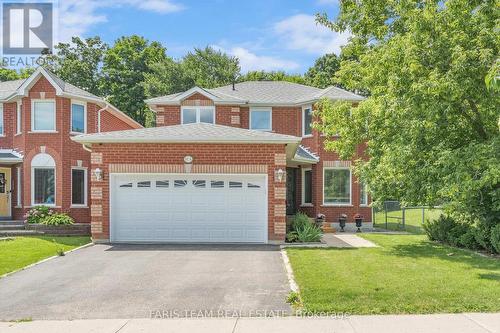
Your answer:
(99, 110), (135, 132)
(89, 143), (287, 242)
(0, 76), (137, 223)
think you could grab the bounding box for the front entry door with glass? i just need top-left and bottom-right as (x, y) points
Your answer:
(0, 168), (12, 218)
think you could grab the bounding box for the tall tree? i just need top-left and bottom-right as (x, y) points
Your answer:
(142, 57), (190, 98)
(315, 0), (499, 233)
(102, 35), (167, 125)
(0, 67), (33, 81)
(305, 53), (340, 88)
(239, 70), (306, 84)
(181, 47), (240, 88)
(43, 37), (108, 95)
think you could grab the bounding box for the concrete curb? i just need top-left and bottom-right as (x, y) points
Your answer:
(0, 242), (94, 279)
(280, 248), (299, 293)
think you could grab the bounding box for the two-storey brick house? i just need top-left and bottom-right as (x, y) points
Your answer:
(74, 81), (371, 243)
(0, 67), (141, 223)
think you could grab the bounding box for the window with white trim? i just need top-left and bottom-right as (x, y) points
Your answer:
(181, 106), (215, 124)
(360, 181), (368, 206)
(302, 106), (313, 136)
(323, 167), (351, 205)
(31, 153), (56, 205)
(250, 107), (272, 131)
(302, 168), (312, 205)
(71, 102), (86, 133)
(16, 103), (22, 134)
(0, 104), (4, 135)
(71, 168), (87, 206)
(32, 100), (56, 131)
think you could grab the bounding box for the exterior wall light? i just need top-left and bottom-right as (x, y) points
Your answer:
(276, 168), (285, 182)
(94, 168), (103, 181)
(184, 155), (193, 173)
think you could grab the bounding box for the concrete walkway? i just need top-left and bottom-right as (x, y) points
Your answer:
(1, 313), (499, 332)
(322, 233), (378, 248)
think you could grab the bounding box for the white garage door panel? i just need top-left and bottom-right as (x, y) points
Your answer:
(111, 174), (268, 243)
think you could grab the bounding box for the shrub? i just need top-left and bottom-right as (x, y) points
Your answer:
(286, 231), (299, 243)
(292, 212), (311, 231)
(423, 214), (457, 242)
(40, 213), (74, 226)
(459, 229), (480, 250)
(24, 206), (55, 224)
(296, 223), (322, 243)
(447, 223), (471, 247)
(490, 224), (500, 254)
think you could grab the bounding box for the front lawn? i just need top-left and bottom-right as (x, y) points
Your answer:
(0, 236), (91, 276)
(287, 234), (500, 314)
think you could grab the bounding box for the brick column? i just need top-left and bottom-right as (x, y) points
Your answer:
(89, 151), (107, 242)
(271, 153), (287, 241)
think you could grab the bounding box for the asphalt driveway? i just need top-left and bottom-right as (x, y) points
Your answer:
(0, 244), (291, 320)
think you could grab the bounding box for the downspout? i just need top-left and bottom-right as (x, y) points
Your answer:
(97, 104), (109, 133)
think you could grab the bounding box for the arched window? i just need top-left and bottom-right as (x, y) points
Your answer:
(31, 153), (55, 205)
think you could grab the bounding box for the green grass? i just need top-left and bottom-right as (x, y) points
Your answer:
(287, 234), (500, 314)
(374, 208), (443, 234)
(0, 236), (91, 276)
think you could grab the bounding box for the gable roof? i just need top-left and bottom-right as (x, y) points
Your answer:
(146, 81), (365, 106)
(72, 122), (301, 145)
(0, 67), (142, 129)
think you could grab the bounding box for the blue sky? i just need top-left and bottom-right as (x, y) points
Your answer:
(57, 0), (347, 74)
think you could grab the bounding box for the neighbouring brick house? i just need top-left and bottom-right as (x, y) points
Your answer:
(0, 67), (142, 223)
(73, 81), (371, 243)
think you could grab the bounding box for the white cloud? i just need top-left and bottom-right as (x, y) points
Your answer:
(215, 46), (300, 72)
(57, 0), (184, 43)
(273, 14), (350, 55)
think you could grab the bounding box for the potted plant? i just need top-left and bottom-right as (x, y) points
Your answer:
(338, 213), (347, 232)
(315, 213), (325, 227)
(354, 213), (364, 232)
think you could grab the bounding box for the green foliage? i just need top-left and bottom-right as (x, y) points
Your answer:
(40, 213), (75, 226)
(292, 212), (311, 231)
(43, 36), (108, 96)
(295, 223), (323, 243)
(304, 53), (340, 88)
(315, 0), (500, 226)
(181, 46), (240, 88)
(239, 70), (306, 84)
(490, 224), (500, 254)
(25, 206), (55, 224)
(286, 231), (299, 243)
(286, 291), (301, 306)
(423, 215), (457, 242)
(102, 35), (168, 126)
(0, 67), (34, 81)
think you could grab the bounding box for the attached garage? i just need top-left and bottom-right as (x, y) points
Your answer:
(73, 123), (301, 243)
(110, 173), (268, 243)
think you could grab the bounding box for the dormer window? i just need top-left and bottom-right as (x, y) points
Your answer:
(302, 106), (313, 137)
(181, 106), (215, 124)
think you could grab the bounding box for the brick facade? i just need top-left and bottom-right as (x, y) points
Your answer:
(0, 75), (139, 223)
(153, 99), (372, 227)
(88, 143), (287, 242)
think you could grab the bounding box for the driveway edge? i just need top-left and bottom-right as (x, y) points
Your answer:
(0, 242), (94, 279)
(280, 248), (299, 293)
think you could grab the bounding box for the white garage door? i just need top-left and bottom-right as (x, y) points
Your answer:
(110, 174), (268, 243)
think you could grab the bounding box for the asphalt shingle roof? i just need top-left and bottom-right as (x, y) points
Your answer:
(72, 123), (301, 144)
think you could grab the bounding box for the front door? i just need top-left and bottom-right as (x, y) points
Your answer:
(286, 168), (297, 215)
(0, 168), (11, 218)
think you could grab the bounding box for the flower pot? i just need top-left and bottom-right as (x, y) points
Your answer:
(355, 218), (363, 232)
(339, 218), (347, 232)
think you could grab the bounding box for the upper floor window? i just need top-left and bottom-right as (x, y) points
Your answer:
(71, 102), (86, 133)
(16, 103), (22, 134)
(250, 107), (272, 131)
(32, 100), (56, 132)
(0, 104), (4, 135)
(323, 167), (351, 205)
(181, 106), (215, 124)
(302, 106), (313, 136)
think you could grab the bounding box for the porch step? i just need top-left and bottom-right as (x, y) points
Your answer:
(0, 220), (25, 226)
(0, 230), (44, 237)
(0, 224), (26, 231)
(321, 225), (336, 233)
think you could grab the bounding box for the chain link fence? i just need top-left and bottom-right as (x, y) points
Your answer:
(373, 201), (443, 234)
